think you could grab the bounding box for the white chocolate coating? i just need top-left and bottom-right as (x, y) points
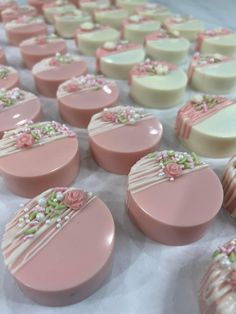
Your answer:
(201, 33), (236, 57)
(94, 8), (128, 30)
(80, 0), (110, 14)
(117, 0), (148, 14)
(43, 3), (76, 24)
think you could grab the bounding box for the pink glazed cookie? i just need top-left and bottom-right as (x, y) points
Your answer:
(1, 5), (37, 23)
(0, 88), (42, 138)
(57, 74), (119, 128)
(20, 34), (67, 69)
(199, 239), (236, 313)
(222, 156), (236, 220)
(0, 121), (79, 197)
(88, 105), (163, 174)
(32, 53), (87, 98)
(27, 0), (53, 14)
(2, 187), (115, 306)
(0, 47), (6, 64)
(0, 66), (20, 90)
(0, 0), (16, 21)
(127, 150), (223, 245)
(5, 16), (48, 46)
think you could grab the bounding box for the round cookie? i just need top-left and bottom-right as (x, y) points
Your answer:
(129, 59), (187, 108)
(79, 0), (110, 14)
(222, 156), (236, 219)
(196, 28), (236, 57)
(121, 15), (161, 44)
(1, 5), (37, 23)
(0, 121), (79, 197)
(54, 9), (91, 38)
(32, 53), (87, 98)
(176, 95), (236, 158)
(94, 6), (128, 30)
(145, 29), (190, 64)
(27, 0), (52, 14)
(42, 1), (75, 24)
(127, 150), (223, 245)
(96, 41), (145, 79)
(20, 34), (67, 69)
(0, 88), (42, 138)
(0, 66), (20, 90)
(2, 187), (115, 306)
(0, 0), (16, 20)
(135, 3), (172, 23)
(188, 52), (236, 94)
(75, 22), (120, 56)
(116, 0), (148, 14)
(88, 105), (163, 174)
(57, 74), (119, 128)
(5, 16), (48, 46)
(163, 15), (204, 41)
(199, 239), (236, 314)
(0, 46), (6, 64)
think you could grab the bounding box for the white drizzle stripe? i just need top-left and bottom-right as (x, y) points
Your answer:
(222, 156), (236, 217)
(88, 112), (153, 137)
(0, 91), (37, 112)
(128, 154), (208, 194)
(0, 121), (74, 158)
(2, 188), (95, 274)
(19, 36), (64, 47)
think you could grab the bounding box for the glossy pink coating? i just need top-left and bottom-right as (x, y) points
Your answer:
(1, 5), (37, 23)
(27, 0), (52, 14)
(33, 60), (88, 98)
(127, 167), (223, 245)
(89, 115), (163, 174)
(20, 37), (67, 69)
(0, 95), (43, 139)
(0, 137), (80, 197)
(6, 20), (48, 46)
(58, 84), (119, 128)
(0, 71), (19, 90)
(0, 47), (6, 64)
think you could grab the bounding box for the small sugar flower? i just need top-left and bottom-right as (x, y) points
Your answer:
(63, 189), (87, 210)
(49, 58), (60, 66)
(65, 83), (78, 93)
(102, 110), (117, 123)
(16, 132), (34, 148)
(164, 162), (183, 180)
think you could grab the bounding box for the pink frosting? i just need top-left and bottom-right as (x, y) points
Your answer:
(96, 42), (141, 73)
(195, 28), (232, 52)
(164, 162), (183, 179)
(176, 96), (234, 139)
(63, 189), (88, 210)
(16, 132), (34, 148)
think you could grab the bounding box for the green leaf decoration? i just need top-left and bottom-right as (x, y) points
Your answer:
(212, 249), (220, 258)
(229, 252), (236, 263)
(24, 227), (37, 235)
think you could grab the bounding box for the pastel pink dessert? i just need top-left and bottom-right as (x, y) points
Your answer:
(199, 239), (236, 313)
(96, 41), (145, 79)
(127, 150), (223, 245)
(2, 187), (115, 306)
(5, 16), (48, 46)
(0, 66), (20, 90)
(0, 0), (17, 21)
(222, 156), (236, 219)
(88, 105), (163, 174)
(0, 88), (43, 138)
(32, 53), (87, 98)
(20, 34), (67, 69)
(1, 5), (37, 23)
(0, 121), (79, 197)
(0, 46), (6, 64)
(27, 0), (53, 14)
(57, 74), (119, 128)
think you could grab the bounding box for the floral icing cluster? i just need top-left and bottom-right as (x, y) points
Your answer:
(0, 66), (10, 79)
(14, 15), (38, 24)
(203, 28), (231, 37)
(103, 40), (129, 51)
(135, 59), (175, 76)
(148, 150), (204, 181)
(102, 106), (145, 125)
(80, 22), (99, 31)
(17, 188), (91, 240)
(128, 15), (146, 23)
(35, 33), (59, 45)
(170, 15), (192, 23)
(15, 121), (75, 149)
(190, 94), (225, 112)
(62, 75), (112, 93)
(0, 88), (24, 110)
(193, 52), (226, 66)
(49, 52), (74, 66)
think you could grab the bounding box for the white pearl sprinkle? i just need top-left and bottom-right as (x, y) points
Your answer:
(46, 219), (51, 225)
(25, 219), (30, 224)
(36, 212), (45, 222)
(18, 217), (24, 223)
(24, 207), (29, 212)
(56, 223), (61, 229)
(24, 214), (29, 219)
(56, 218), (61, 223)
(64, 216), (69, 221)
(17, 223), (23, 228)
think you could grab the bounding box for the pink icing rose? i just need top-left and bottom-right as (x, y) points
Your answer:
(49, 58), (60, 66)
(102, 111), (117, 123)
(229, 271), (236, 290)
(164, 162), (183, 179)
(65, 83), (78, 93)
(16, 132), (34, 148)
(63, 189), (87, 210)
(36, 35), (46, 45)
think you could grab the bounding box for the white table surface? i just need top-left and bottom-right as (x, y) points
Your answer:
(0, 1), (236, 313)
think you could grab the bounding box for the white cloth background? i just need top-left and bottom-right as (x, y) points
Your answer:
(0, 1), (236, 313)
